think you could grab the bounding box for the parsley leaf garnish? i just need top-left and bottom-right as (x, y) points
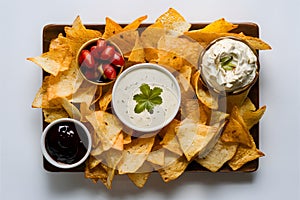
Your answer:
(133, 83), (163, 114)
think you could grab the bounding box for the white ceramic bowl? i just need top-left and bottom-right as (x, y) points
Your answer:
(41, 118), (92, 169)
(112, 63), (181, 136)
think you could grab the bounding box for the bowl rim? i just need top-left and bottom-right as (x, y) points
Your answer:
(198, 36), (259, 95)
(112, 63), (181, 134)
(75, 37), (124, 86)
(40, 118), (92, 169)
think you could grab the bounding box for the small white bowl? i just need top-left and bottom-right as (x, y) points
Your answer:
(41, 118), (92, 169)
(112, 63), (181, 136)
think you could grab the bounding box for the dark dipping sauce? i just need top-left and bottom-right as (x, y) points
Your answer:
(45, 122), (89, 165)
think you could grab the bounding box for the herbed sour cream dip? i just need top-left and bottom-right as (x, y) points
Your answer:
(201, 38), (258, 93)
(112, 63), (181, 134)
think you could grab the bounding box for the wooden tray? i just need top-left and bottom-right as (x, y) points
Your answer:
(42, 23), (260, 172)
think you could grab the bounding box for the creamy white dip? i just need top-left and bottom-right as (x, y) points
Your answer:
(112, 64), (180, 133)
(201, 38), (258, 93)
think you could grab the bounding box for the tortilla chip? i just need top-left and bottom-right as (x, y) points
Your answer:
(157, 35), (202, 68)
(127, 162), (153, 188)
(86, 156), (102, 170)
(176, 118), (222, 161)
(118, 137), (155, 174)
(27, 34), (73, 76)
(209, 110), (230, 125)
(160, 119), (182, 155)
(221, 106), (252, 147)
(228, 133), (265, 170)
(158, 151), (189, 183)
(99, 87), (112, 111)
(32, 76), (61, 108)
(195, 138), (238, 172)
(128, 36), (145, 63)
(65, 16), (102, 43)
(102, 17), (123, 39)
(156, 8), (191, 36)
(109, 30), (139, 56)
(147, 148), (165, 166)
(141, 21), (165, 48)
(42, 108), (69, 123)
(184, 31), (271, 50)
(71, 81), (98, 106)
(200, 18), (238, 33)
(47, 60), (84, 102)
(123, 15), (147, 31)
(122, 131), (132, 145)
(192, 70), (218, 109)
(58, 97), (81, 120)
(86, 111), (122, 151)
(112, 132), (124, 151)
(128, 172), (151, 188)
(238, 98), (266, 129)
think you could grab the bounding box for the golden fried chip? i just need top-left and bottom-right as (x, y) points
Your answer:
(122, 131), (132, 145)
(209, 110), (229, 125)
(228, 133), (265, 170)
(86, 156), (102, 170)
(27, 34), (73, 76)
(71, 81), (98, 106)
(79, 102), (93, 122)
(160, 119), (182, 155)
(128, 36), (145, 63)
(86, 111), (122, 151)
(158, 151), (189, 183)
(238, 98), (266, 129)
(157, 50), (184, 70)
(118, 137), (155, 174)
(192, 70), (218, 109)
(85, 161), (107, 180)
(59, 97), (81, 120)
(141, 21), (164, 48)
(128, 172), (151, 188)
(200, 18), (238, 33)
(90, 142), (105, 158)
(175, 65), (193, 92)
(123, 15), (147, 31)
(65, 16), (102, 43)
(156, 8), (191, 36)
(157, 35), (202, 68)
(147, 148), (165, 166)
(180, 99), (201, 123)
(221, 106), (252, 147)
(195, 138), (238, 172)
(47, 60), (84, 102)
(32, 76), (61, 108)
(184, 31), (271, 50)
(109, 30), (139, 56)
(176, 118), (222, 161)
(99, 87), (112, 111)
(112, 132), (124, 151)
(127, 162), (153, 188)
(42, 108), (69, 123)
(102, 17), (123, 39)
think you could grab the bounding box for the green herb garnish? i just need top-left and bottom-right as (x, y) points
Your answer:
(133, 83), (163, 114)
(220, 55), (236, 71)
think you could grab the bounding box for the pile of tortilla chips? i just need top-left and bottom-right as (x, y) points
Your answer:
(28, 8), (271, 189)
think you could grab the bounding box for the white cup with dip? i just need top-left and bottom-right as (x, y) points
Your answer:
(41, 118), (92, 169)
(112, 63), (181, 136)
(199, 36), (259, 112)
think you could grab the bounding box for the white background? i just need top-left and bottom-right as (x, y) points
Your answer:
(1, 0), (299, 200)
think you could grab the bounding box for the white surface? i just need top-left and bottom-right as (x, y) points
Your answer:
(0, 0), (299, 200)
